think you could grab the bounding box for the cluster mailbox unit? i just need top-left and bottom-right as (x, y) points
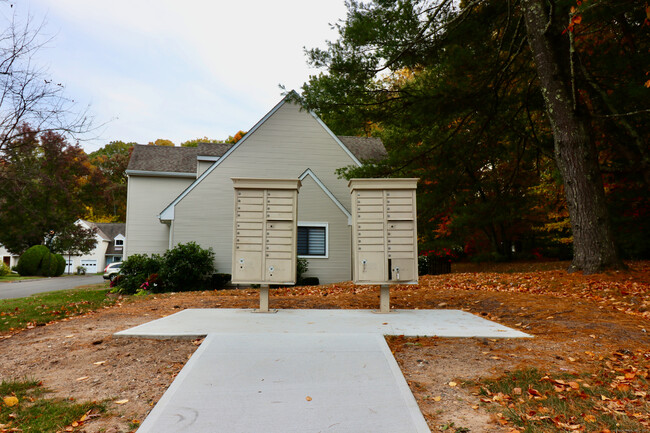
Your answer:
(349, 178), (419, 312)
(231, 178), (301, 312)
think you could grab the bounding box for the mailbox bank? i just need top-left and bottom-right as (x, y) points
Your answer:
(349, 178), (419, 312)
(231, 178), (301, 311)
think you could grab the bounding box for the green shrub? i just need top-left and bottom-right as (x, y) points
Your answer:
(114, 253), (162, 294)
(297, 257), (308, 283)
(54, 254), (66, 276)
(0, 263), (10, 277)
(16, 245), (50, 276)
(159, 242), (215, 292)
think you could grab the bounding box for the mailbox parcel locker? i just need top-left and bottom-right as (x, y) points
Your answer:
(231, 178), (301, 285)
(349, 178), (419, 285)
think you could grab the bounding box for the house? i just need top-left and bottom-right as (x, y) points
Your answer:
(0, 244), (19, 269)
(124, 96), (386, 284)
(62, 220), (126, 274)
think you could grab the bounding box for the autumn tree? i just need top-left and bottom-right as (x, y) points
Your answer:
(87, 141), (134, 221)
(51, 224), (98, 274)
(147, 138), (175, 146)
(180, 131), (248, 147)
(295, 0), (648, 272)
(0, 125), (95, 254)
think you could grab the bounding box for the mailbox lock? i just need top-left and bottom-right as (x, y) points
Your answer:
(269, 266), (275, 272)
(361, 259), (367, 272)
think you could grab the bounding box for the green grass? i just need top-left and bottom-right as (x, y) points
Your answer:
(0, 274), (43, 282)
(0, 379), (105, 432)
(0, 286), (116, 332)
(472, 366), (648, 432)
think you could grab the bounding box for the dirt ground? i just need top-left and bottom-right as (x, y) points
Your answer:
(0, 261), (648, 432)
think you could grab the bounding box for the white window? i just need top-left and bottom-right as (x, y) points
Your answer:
(297, 223), (328, 258)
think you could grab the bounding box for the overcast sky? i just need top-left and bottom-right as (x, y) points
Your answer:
(9, 1), (348, 153)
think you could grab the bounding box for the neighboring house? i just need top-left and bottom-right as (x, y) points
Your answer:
(62, 220), (126, 274)
(0, 244), (19, 269)
(1, 220), (125, 274)
(125, 96), (386, 284)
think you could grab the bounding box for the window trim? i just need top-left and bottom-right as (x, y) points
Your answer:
(297, 222), (329, 259)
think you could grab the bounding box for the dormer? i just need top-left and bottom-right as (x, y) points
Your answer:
(114, 234), (126, 251)
(196, 142), (235, 175)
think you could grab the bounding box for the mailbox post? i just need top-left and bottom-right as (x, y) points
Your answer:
(231, 178), (301, 312)
(349, 178), (419, 313)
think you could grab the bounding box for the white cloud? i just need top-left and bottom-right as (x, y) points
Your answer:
(14, 0), (347, 150)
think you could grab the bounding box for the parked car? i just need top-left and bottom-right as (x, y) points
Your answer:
(103, 262), (122, 281)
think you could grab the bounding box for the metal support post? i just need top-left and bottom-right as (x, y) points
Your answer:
(379, 284), (390, 313)
(255, 285), (277, 313)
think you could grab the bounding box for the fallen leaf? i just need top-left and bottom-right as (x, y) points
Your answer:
(448, 381), (457, 387)
(76, 376), (89, 381)
(433, 396), (442, 402)
(568, 381), (580, 390)
(513, 387), (522, 395)
(305, 396), (312, 401)
(93, 361), (106, 366)
(2, 396), (18, 407)
(115, 399), (129, 404)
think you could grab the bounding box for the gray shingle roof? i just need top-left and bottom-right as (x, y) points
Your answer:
(127, 145), (198, 173)
(197, 142), (234, 157)
(127, 136), (386, 173)
(338, 136), (387, 162)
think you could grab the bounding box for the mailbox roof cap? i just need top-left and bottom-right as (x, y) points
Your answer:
(232, 178), (302, 190)
(348, 178), (418, 191)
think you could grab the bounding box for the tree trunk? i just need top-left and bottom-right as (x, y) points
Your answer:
(521, 0), (624, 274)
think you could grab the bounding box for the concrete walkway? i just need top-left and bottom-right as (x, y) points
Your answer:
(116, 309), (530, 432)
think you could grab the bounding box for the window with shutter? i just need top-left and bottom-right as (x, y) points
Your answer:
(297, 225), (327, 257)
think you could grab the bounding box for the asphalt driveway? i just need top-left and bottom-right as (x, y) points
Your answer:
(0, 275), (105, 300)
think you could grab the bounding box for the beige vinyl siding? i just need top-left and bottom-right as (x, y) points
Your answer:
(197, 161), (213, 176)
(172, 102), (357, 284)
(297, 176), (351, 283)
(125, 175), (193, 257)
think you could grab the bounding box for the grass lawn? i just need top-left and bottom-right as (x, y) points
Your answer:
(0, 286), (117, 333)
(0, 275), (43, 282)
(0, 379), (105, 432)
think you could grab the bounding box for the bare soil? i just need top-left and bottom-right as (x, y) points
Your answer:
(0, 261), (648, 433)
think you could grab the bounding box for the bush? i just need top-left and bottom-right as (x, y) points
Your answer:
(297, 257), (308, 283)
(115, 253), (162, 294)
(54, 254), (66, 276)
(300, 277), (319, 286)
(0, 263), (10, 277)
(159, 242), (215, 292)
(17, 245), (50, 276)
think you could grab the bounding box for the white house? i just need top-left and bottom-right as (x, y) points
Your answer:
(0, 244), (19, 269)
(124, 96), (386, 284)
(62, 220), (125, 274)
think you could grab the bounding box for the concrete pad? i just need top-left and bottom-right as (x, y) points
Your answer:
(137, 333), (430, 433)
(115, 308), (530, 339)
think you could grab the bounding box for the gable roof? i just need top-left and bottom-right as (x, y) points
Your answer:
(156, 95), (387, 221)
(126, 136), (384, 175)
